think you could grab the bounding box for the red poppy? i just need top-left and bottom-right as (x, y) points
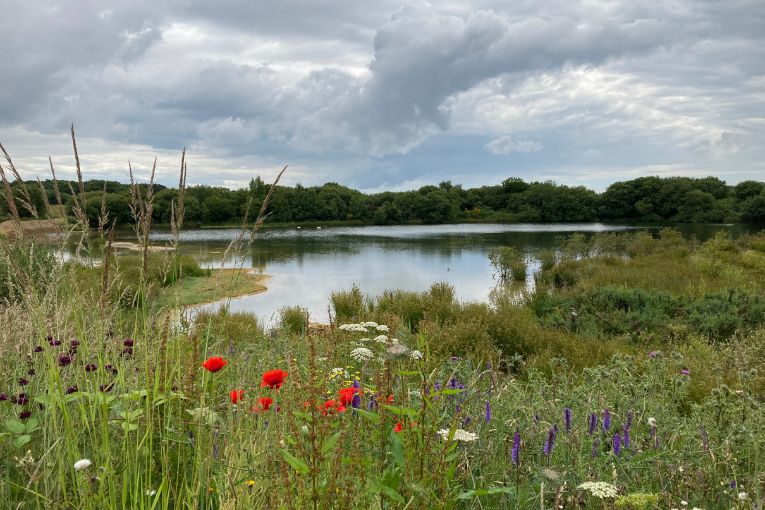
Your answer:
(230, 389), (244, 404)
(393, 421), (403, 433)
(260, 369), (288, 389)
(386, 394), (394, 404)
(338, 387), (358, 406)
(251, 396), (274, 413)
(202, 357), (227, 373)
(322, 399), (346, 415)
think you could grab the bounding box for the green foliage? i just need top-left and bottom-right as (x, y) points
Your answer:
(614, 492), (660, 509)
(0, 240), (57, 302)
(488, 246), (527, 281)
(330, 285), (364, 322)
(530, 286), (765, 342)
(279, 306), (309, 334)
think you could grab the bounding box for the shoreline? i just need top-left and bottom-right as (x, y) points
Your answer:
(157, 268), (270, 308)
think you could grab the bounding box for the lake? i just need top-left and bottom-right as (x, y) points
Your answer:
(145, 223), (750, 326)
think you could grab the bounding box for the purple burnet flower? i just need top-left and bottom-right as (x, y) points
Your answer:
(49, 337), (61, 347)
(123, 338), (134, 347)
(104, 364), (118, 375)
(564, 408), (572, 433)
(680, 368), (690, 376)
(122, 347), (133, 358)
(648, 350), (659, 359)
(58, 353), (72, 367)
(70, 339), (80, 349)
(485, 401), (491, 422)
(511, 431), (521, 466)
(16, 393), (29, 405)
(27, 368), (35, 376)
(613, 433), (622, 456)
(66, 386), (78, 394)
(0, 393), (8, 402)
(19, 410), (32, 420)
(449, 356), (460, 363)
(33, 346), (43, 353)
(543, 426), (556, 456)
(588, 413), (598, 435)
(18, 378), (29, 386)
(622, 423), (630, 449)
(85, 364), (97, 372)
(602, 409), (611, 432)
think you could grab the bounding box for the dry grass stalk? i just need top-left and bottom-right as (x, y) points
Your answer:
(0, 163), (21, 235)
(0, 142), (39, 219)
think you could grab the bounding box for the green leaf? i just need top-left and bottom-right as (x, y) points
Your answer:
(120, 422), (139, 432)
(389, 428), (405, 470)
(4, 419), (26, 434)
(320, 432), (341, 455)
(396, 370), (420, 376)
(355, 409), (380, 423)
(375, 482), (405, 504)
(381, 405), (417, 417)
(24, 419), (38, 433)
(13, 435), (31, 449)
(279, 449), (310, 475)
(34, 395), (52, 406)
(292, 411), (313, 422)
(439, 389), (465, 396)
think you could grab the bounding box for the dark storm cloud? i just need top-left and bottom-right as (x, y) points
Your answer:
(0, 0), (763, 189)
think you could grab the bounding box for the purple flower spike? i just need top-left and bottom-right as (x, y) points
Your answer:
(613, 433), (621, 456)
(511, 431), (521, 466)
(622, 423), (630, 449)
(564, 408), (572, 433)
(543, 426), (556, 456)
(485, 401), (491, 423)
(587, 413), (598, 435)
(602, 409), (611, 432)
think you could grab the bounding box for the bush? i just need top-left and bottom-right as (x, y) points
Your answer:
(330, 285), (364, 322)
(279, 306), (309, 334)
(488, 246), (526, 281)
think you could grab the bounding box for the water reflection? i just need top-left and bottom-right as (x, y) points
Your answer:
(138, 223), (752, 326)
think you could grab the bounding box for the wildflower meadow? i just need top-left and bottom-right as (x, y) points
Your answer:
(1, 140), (765, 509)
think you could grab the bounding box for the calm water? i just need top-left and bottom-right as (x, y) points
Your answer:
(144, 223), (749, 326)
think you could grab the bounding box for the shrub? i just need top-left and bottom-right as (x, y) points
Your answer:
(279, 306), (309, 334)
(488, 246), (526, 281)
(330, 285), (364, 322)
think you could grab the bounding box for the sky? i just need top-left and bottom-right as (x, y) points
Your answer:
(1, 0), (764, 192)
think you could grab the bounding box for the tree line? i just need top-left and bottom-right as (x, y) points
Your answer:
(2, 175), (764, 227)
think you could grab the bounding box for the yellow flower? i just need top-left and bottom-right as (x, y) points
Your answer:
(246, 480), (255, 487)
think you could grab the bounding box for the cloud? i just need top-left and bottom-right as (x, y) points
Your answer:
(0, 0), (763, 189)
(485, 136), (542, 154)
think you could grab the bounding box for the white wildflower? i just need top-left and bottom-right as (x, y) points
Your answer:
(361, 321), (378, 328)
(376, 325), (389, 332)
(680, 501), (688, 506)
(358, 337), (371, 343)
(387, 343), (409, 356)
(339, 323), (368, 332)
(738, 492), (747, 501)
(146, 490), (157, 496)
(436, 428), (478, 442)
(647, 417), (657, 427)
(350, 347), (374, 362)
(409, 350), (423, 360)
(74, 459), (92, 471)
(577, 481), (618, 499)
(373, 334), (389, 343)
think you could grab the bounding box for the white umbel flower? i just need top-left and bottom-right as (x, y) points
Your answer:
(339, 323), (368, 332)
(577, 481), (618, 499)
(410, 350), (423, 360)
(373, 335), (388, 343)
(74, 459), (92, 471)
(350, 347), (374, 362)
(436, 429), (478, 442)
(738, 492), (748, 501)
(376, 325), (390, 332)
(647, 417), (657, 427)
(361, 321), (378, 328)
(387, 343), (409, 356)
